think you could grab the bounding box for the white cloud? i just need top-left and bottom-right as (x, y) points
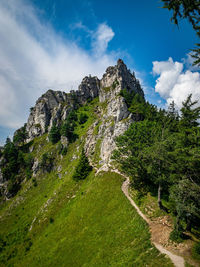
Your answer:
(0, 0), (116, 130)
(152, 57), (200, 109)
(92, 23), (115, 56)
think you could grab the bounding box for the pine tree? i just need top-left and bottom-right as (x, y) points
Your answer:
(49, 123), (61, 144)
(72, 149), (92, 181)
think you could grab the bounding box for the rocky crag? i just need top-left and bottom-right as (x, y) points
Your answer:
(26, 59), (143, 166)
(0, 59), (144, 199)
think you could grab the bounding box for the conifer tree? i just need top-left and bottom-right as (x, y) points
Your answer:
(72, 149), (92, 181)
(49, 123), (61, 144)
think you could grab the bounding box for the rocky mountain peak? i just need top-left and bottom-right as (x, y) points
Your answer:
(99, 58), (144, 102)
(24, 59), (144, 142)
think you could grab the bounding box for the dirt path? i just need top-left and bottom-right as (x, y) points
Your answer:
(121, 174), (185, 267)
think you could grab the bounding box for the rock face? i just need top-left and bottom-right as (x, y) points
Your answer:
(22, 59), (143, 168)
(100, 59), (144, 102)
(26, 90), (67, 141)
(25, 77), (100, 142)
(77, 76), (100, 104)
(85, 59), (144, 170)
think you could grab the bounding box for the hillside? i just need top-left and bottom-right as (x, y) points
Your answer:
(0, 59), (199, 266)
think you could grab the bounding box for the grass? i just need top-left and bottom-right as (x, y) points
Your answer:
(0, 152), (173, 267)
(74, 97), (98, 138)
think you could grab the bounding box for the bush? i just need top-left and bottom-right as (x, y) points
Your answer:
(78, 112), (88, 124)
(192, 241), (200, 260)
(61, 147), (68, 155)
(7, 180), (21, 195)
(49, 217), (54, 223)
(169, 228), (183, 243)
(32, 178), (37, 187)
(25, 168), (32, 180)
(72, 149), (92, 181)
(40, 153), (54, 172)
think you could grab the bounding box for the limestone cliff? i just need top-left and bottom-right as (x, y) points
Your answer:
(24, 59), (144, 168)
(26, 77), (100, 142)
(85, 59), (144, 170)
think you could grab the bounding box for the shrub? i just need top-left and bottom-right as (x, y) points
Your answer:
(78, 112), (88, 124)
(61, 147), (67, 155)
(192, 241), (200, 260)
(40, 153), (54, 172)
(25, 168), (32, 180)
(49, 217), (54, 223)
(169, 228), (183, 243)
(32, 178), (37, 187)
(7, 180), (21, 195)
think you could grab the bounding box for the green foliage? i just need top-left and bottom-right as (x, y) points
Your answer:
(49, 123), (61, 144)
(180, 94), (200, 129)
(102, 86), (111, 92)
(2, 139), (19, 182)
(120, 88), (136, 107)
(61, 110), (78, 143)
(192, 241), (200, 260)
(61, 147), (67, 155)
(112, 79), (119, 89)
(49, 217), (54, 223)
(67, 110), (78, 122)
(7, 180), (21, 194)
(78, 112), (88, 124)
(129, 93), (146, 120)
(32, 178), (37, 187)
(1, 136), (35, 196)
(161, 0), (200, 66)
(169, 228), (184, 243)
(13, 124), (28, 145)
(40, 153), (54, 172)
(114, 94), (200, 237)
(72, 149), (92, 181)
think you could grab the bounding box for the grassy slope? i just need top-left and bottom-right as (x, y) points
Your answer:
(0, 169), (173, 266)
(0, 98), (173, 266)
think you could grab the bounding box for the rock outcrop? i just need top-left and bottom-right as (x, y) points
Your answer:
(85, 59), (144, 170)
(19, 59), (143, 168)
(77, 76), (100, 104)
(26, 90), (67, 141)
(25, 76), (100, 142)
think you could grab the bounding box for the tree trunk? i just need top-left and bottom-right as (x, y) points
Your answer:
(158, 183), (162, 209)
(186, 216), (192, 232)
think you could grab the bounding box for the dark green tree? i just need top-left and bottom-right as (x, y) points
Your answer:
(49, 123), (61, 144)
(72, 149), (92, 181)
(61, 110), (78, 143)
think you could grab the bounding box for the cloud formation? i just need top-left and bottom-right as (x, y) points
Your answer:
(92, 23), (115, 56)
(0, 0), (116, 130)
(153, 57), (200, 109)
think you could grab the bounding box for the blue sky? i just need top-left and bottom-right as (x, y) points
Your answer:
(0, 0), (199, 145)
